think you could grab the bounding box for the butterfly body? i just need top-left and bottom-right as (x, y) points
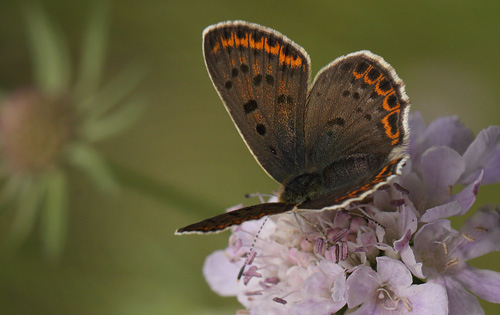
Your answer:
(176, 21), (409, 235)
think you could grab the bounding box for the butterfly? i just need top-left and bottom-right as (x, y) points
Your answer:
(176, 21), (409, 235)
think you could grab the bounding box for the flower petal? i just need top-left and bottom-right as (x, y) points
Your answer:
(420, 201), (462, 223)
(332, 271), (346, 303)
(399, 282), (448, 314)
(346, 301), (378, 315)
(415, 220), (455, 248)
(400, 243), (425, 279)
(399, 172), (428, 212)
(202, 250), (240, 296)
(420, 146), (465, 200)
(456, 205), (500, 261)
(452, 171), (483, 215)
(461, 126), (500, 185)
(413, 220), (458, 276)
(377, 256), (413, 289)
(482, 144), (500, 184)
(291, 298), (344, 315)
(430, 276), (484, 315)
(345, 266), (379, 308)
(394, 229), (412, 251)
(455, 265), (500, 303)
(408, 112), (427, 157)
(303, 272), (329, 298)
(396, 200), (418, 239)
(419, 116), (474, 155)
(250, 302), (289, 315)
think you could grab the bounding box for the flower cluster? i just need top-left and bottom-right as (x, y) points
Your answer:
(203, 113), (500, 315)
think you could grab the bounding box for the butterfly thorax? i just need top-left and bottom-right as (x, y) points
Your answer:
(279, 173), (323, 204)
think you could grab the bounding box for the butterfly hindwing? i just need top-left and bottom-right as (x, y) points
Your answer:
(203, 21), (311, 183)
(299, 157), (405, 210)
(304, 51), (410, 173)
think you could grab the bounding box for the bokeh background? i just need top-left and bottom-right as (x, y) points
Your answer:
(0, 0), (499, 314)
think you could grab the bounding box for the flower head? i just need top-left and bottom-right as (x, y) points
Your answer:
(203, 113), (500, 314)
(0, 89), (75, 174)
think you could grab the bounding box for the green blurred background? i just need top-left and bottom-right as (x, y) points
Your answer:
(0, 0), (499, 314)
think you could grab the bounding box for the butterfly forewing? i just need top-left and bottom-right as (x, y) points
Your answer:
(304, 51), (410, 172)
(203, 21), (311, 183)
(175, 202), (295, 234)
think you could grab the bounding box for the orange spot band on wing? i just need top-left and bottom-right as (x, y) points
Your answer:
(375, 78), (394, 96)
(279, 46), (302, 68)
(364, 72), (383, 85)
(220, 33), (235, 49)
(353, 65), (372, 79)
(234, 33), (249, 48)
(213, 32), (303, 68)
(332, 159), (401, 203)
(381, 109), (401, 145)
(264, 37), (280, 55)
(211, 42), (221, 54)
(249, 33), (264, 49)
(382, 91), (400, 111)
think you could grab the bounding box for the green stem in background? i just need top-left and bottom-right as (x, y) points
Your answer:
(107, 159), (223, 218)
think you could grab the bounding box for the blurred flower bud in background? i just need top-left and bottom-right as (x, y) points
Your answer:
(0, 2), (145, 261)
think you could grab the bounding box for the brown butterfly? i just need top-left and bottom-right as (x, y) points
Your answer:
(176, 21), (409, 235)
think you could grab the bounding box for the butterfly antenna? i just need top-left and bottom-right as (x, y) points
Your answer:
(237, 216), (268, 281)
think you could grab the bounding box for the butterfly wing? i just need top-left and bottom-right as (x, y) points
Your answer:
(297, 51), (410, 208)
(298, 157), (404, 210)
(175, 202), (295, 234)
(304, 51), (410, 170)
(203, 21), (311, 183)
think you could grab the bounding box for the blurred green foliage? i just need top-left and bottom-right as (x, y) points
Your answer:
(0, 1), (145, 262)
(0, 0), (498, 314)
